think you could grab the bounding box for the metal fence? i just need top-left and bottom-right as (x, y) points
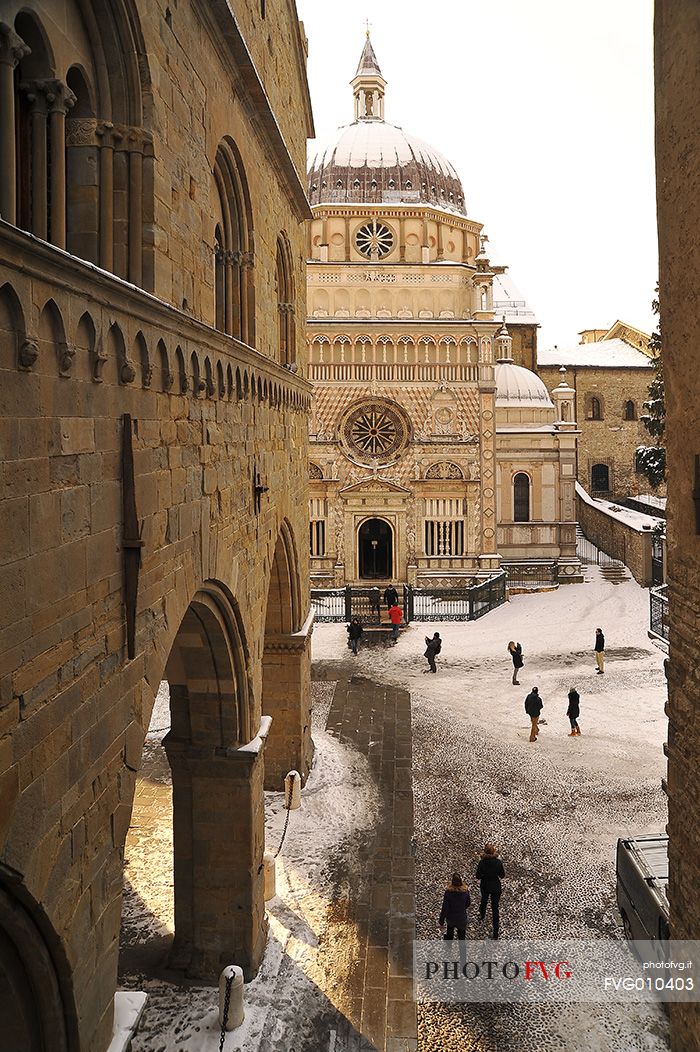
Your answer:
(576, 527), (625, 567)
(502, 562), (558, 590)
(649, 584), (669, 642)
(310, 574), (506, 625)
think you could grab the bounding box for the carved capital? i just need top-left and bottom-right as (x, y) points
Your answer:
(142, 364), (153, 389)
(18, 337), (39, 371)
(0, 23), (30, 68)
(66, 117), (98, 147)
(95, 120), (114, 147)
(43, 79), (77, 115)
(58, 343), (75, 378)
(164, 368), (174, 392)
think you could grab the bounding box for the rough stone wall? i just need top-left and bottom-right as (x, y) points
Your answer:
(576, 493), (653, 587)
(0, 1), (314, 1049)
(539, 364), (658, 497)
(655, 3), (700, 1049)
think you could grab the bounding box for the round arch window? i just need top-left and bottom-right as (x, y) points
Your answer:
(354, 219), (395, 259)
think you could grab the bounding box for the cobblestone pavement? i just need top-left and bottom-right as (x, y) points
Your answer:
(313, 569), (671, 1051)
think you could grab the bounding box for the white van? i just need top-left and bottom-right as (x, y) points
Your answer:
(616, 834), (670, 958)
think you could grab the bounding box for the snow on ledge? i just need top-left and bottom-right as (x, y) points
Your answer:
(238, 715), (273, 754)
(576, 482), (663, 534)
(107, 992), (147, 1052)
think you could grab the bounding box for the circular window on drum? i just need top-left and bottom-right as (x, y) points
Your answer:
(341, 399), (410, 464)
(355, 219), (395, 259)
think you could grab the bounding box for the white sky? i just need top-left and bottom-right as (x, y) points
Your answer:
(295, 0), (658, 350)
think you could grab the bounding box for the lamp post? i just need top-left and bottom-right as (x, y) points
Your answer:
(371, 537), (378, 577)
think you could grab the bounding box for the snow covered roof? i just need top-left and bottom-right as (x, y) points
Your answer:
(537, 339), (653, 369)
(492, 271), (538, 326)
(495, 361), (554, 408)
(355, 36), (383, 78)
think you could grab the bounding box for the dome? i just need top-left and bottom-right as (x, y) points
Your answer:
(308, 122), (467, 216)
(307, 36), (467, 217)
(495, 361), (554, 409)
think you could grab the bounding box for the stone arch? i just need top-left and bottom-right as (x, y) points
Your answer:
(235, 366), (242, 401)
(204, 355), (214, 397)
(107, 321), (134, 384)
(74, 310), (96, 381)
(190, 351), (202, 394)
(212, 137), (254, 342)
(216, 360), (225, 398)
(425, 461), (464, 480)
(257, 375), (263, 402)
(309, 462), (323, 479)
(243, 370), (249, 400)
(157, 338), (172, 392)
(146, 584), (264, 981)
(262, 377), (268, 402)
(226, 363), (233, 399)
(261, 521), (311, 789)
(175, 345), (187, 393)
(513, 470), (531, 522)
(39, 299), (71, 377)
(586, 393), (604, 421)
(134, 330), (150, 387)
(0, 870), (79, 1052)
(275, 232), (295, 364)
(0, 282), (26, 368)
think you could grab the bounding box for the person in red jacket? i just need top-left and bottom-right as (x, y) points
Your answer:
(388, 603), (402, 643)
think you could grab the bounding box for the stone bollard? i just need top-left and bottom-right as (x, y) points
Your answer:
(284, 770), (301, 810)
(263, 851), (276, 900)
(218, 965), (244, 1031)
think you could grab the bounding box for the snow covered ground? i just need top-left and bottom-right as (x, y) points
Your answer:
(312, 565), (670, 1051)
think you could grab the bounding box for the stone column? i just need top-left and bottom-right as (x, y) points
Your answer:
(261, 612), (314, 790)
(344, 215), (351, 261)
(240, 251), (254, 345)
(96, 122), (114, 271)
(22, 82), (48, 239)
(164, 732), (268, 981)
(128, 131), (143, 286)
(477, 352), (500, 570)
(47, 79), (76, 249)
(0, 24), (29, 224)
(399, 216), (406, 262)
(436, 220), (445, 261)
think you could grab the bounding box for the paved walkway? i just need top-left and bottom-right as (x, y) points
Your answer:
(314, 661), (418, 1052)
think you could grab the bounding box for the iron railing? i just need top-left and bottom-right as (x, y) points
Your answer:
(503, 562), (558, 589)
(310, 575), (506, 625)
(649, 585), (669, 642)
(576, 527), (625, 567)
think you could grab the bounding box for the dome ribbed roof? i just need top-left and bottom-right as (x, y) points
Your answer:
(308, 37), (467, 217)
(495, 361), (554, 408)
(308, 122), (467, 216)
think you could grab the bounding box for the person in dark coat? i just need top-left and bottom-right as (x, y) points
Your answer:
(567, 688), (581, 736)
(476, 844), (505, 940)
(424, 632), (442, 673)
(347, 617), (363, 655)
(383, 584), (399, 609)
(369, 586), (381, 618)
(524, 686), (542, 742)
(438, 873), (471, 942)
(507, 641), (524, 685)
(594, 628), (605, 674)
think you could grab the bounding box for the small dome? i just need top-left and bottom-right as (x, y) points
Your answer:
(495, 361), (554, 408)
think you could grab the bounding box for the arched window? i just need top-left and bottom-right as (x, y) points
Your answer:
(276, 234), (295, 365)
(624, 399), (637, 421)
(589, 396), (603, 420)
(5, 7), (152, 285)
(513, 473), (530, 523)
(212, 139), (254, 343)
(591, 463), (610, 492)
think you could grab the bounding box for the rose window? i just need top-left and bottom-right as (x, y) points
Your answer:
(341, 399), (410, 464)
(355, 220), (394, 259)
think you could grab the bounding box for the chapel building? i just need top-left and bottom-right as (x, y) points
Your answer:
(306, 37), (581, 588)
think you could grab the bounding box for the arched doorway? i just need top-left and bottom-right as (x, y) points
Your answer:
(358, 518), (393, 579)
(119, 585), (267, 984)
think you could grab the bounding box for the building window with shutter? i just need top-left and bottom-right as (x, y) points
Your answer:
(422, 497), (466, 556)
(309, 520), (326, 557)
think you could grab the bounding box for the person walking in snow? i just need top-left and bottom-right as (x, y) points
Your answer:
(567, 687), (581, 736)
(507, 641), (524, 685)
(369, 586), (381, 618)
(383, 583), (399, 609)
(388, 602), (402, 643)
(424, 632), (442, 673)
(476, 844), (505, 940)
(347, 617), (363, 655)
(439, 872), (471, 943)
(525, 686), (542, 742)
(594, 628), (605, 674)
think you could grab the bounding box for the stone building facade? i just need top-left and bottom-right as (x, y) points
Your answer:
(655, 3), (700, 1050)
(538, 322), (658, 500)
(0, 2), (314, 1050)
(306, 37), (580, 588)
